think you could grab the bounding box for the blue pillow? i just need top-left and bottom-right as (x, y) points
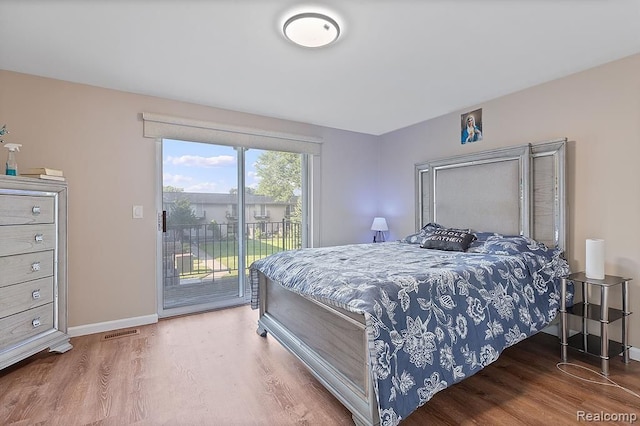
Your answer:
(480, 235), (546, 256)
(466, 231), (499, 252)
(477, 234), (564, 272)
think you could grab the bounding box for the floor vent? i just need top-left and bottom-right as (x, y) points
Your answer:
(102, 328), (140, 341)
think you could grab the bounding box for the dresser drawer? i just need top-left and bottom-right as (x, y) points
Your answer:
(0, 224), (56, 257)
(0, 277), (54, 319)
(0, 251), (54, 289)
(0, 195), (55, 225)
(0, 304), (54, 349)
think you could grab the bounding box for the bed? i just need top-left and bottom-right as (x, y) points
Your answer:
(250, 140), (571, 426)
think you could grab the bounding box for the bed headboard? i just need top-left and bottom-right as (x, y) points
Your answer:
(415, 139), (567, 251)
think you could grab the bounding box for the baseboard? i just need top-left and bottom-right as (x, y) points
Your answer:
(67, 314), (159, 337)
(540, 324), (640, 362)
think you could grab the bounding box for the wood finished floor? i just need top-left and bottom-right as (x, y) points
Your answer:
(1, 306), (638, 425)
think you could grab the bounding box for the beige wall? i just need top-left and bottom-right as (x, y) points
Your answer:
(379, 53), (640, 348)
(2, 52), (638, 348)
(0, 70), (379, 328)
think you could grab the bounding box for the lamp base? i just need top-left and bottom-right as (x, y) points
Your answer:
(373, 231), (385, 243)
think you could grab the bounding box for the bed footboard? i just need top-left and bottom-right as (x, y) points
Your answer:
(256, 271), (379, 426)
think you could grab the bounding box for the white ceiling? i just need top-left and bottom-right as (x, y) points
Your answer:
(2, 1), (640, 135)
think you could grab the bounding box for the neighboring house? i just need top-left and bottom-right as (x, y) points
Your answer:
(163, 191), (298, 238)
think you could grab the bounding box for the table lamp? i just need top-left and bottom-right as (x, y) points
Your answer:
(371, 217), (388, 243)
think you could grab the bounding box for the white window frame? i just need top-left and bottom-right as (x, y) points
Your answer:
(146, 113), (321, 317)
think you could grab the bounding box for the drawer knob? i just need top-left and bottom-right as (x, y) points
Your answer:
(31, 262), (41, 272)
(34, 234), (44, 243)
(32, 317), (41, 328)
(32, 206), (41, 215)
(32, 289), (41, 300)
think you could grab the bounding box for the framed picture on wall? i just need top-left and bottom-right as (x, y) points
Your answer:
(461, 108), (483, 144)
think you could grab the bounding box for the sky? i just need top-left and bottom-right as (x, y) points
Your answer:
(162, 139), (263, 193)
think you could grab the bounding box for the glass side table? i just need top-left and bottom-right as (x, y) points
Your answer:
(560, 272), (631, 375)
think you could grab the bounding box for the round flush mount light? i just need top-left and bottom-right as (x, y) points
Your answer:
(283, 12), (341, 48)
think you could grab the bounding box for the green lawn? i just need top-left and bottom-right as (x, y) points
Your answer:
(200, 237), (300, 274)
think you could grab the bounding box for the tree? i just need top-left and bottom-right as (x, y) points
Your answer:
(255, 151), (302, 225)
(208, 219), (222, 240)
(254, 151), (301, 203)
(167, 197), (198, 226)
(291, 196), (303, 227)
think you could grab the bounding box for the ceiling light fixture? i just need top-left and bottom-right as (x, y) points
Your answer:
(283, 12), (340, 48)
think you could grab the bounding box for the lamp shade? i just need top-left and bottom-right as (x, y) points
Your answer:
(371, 217), (388, 231)
(585, 239), (605, 279)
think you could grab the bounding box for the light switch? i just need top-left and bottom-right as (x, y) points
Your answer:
(133, 205), (144, 219)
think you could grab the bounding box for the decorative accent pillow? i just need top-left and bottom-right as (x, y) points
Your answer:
(400, 222), (443, 244)
(421, 222), (443, 233)
(420, 228), (476, 252)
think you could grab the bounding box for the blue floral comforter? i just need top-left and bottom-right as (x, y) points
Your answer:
(250, 236), (571, 425)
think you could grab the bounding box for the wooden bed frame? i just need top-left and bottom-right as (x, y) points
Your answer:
(256, 140), (567, 426)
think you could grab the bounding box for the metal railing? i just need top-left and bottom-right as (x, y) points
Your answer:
(162, 219), (302, 285)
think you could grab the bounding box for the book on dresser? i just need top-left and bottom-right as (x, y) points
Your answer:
(25, 167), (64, 177)
(20, 174), (66, 181)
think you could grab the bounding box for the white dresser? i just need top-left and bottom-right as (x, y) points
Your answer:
(0, 176), (72, 370)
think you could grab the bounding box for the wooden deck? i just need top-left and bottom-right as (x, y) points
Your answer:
(163, 275), (251, 309)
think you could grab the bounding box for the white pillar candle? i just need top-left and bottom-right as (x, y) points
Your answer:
(585, 239), (605, 280)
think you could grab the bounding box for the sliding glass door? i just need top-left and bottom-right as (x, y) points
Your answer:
(159, 139), (305, 316)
